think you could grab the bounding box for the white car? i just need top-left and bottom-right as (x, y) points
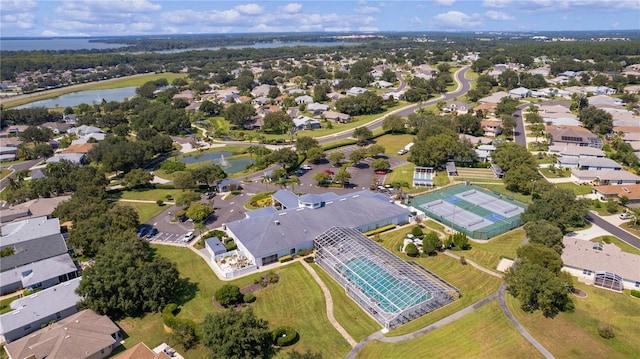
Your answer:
(619, 213), (633, 220)
(183, 231), (194, 242)
(397, 149), (408, 155)
(301, 164), (312, 170)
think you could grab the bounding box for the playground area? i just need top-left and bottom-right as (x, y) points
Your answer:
(410, 184), (527, 240)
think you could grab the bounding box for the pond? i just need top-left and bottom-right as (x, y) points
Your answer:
(15, 86), (138, 109)
(179, 151), (254, 174)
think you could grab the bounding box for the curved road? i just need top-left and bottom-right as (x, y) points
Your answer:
(317, 66), (472, 145)
(586, 212), (640, 249)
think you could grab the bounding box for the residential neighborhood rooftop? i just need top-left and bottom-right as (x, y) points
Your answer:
(562, 238), (640, 283)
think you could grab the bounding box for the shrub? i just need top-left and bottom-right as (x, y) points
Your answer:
(631, 290), (640, 298)
(363, 224), (396, 236)
(297, 249), (313, 257)
(160, 160), (187, 174)
(405, 243), (419, 257)
(266, 271), (279, 284)
(606, 199), (618, 214)
(460, 256), (467, 265)
(162, 304), (200, 348)
(598, 322), (615, 339)
(224, 240), (237, 251)
(271, 327), (299, 347)
(411, 226), (424, 238)
(303, 256), (315, 263)
(215, 285), (243, 307)
(244, 293), (256, 303)
(156, 199), (164, 206)
(279, 255), (293, 263)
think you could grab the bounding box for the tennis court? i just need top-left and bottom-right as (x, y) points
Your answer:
(410, 184), (527, 240)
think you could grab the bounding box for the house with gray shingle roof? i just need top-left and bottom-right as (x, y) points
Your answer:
(0, 253), (79, 295)
(225, 190), (409, 267)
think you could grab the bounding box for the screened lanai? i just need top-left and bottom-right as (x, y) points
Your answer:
(314, 227), (459, 330)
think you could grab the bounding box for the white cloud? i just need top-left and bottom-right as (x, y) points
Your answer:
(235, 3), (264, 15)
(355, 6), (380, 14)
(359, 26), (379, 32)
(0, 0), (37, 31)
(280, 3), (302, 14)
(0, 0), (37, 13)
(436, 0), (456, 6)
(482, 0), (511, 8)
(485, 10), (514, 20)
(433, 11), (482, 28)
(41, 30), (60, 37)
(1, 12), (35, 29)
(515, 0), (639, 12)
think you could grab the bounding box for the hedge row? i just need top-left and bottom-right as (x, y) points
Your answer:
(162, 303), (200, 336)
(363, 224), (396, 236)
(631, 289), (640, 298)
(279, 255), (293, 263)
(271, 326), (299, 347)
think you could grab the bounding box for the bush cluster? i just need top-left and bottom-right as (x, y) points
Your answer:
(630, 289), (640, 299)
(271, 327), (299, 347)
(161, 304), (200, 348)
(279, 255), (293, 263)
(244, 293), (256, 303)
(297, 249), (313, 257)
(598, 322), (615, 339)
(215, 285), (243, 307)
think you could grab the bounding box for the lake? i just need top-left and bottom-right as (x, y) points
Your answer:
(15, 87), (138, 109)
(1, 38), (128, 51)
(2, 38), (360, 52)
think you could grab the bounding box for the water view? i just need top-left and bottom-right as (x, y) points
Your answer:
(144, 41), (362, 54)
(15, 86), (138, 109)
(178, 152), (253, 174)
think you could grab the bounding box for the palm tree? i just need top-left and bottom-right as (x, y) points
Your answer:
(287, 176), (300, 192)
(260, 174), (271, 191)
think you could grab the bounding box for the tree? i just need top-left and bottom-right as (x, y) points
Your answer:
(76, 238), (180, 318)
(422, 232), (442, 255)
(498, 69), (520, 89)
(186, 202), (213, 222)
(201, 308), (272, 359)
(370, 158), (390, 171)
(409, 134), (455, 168)
(214, 285), (243, 307)
(313, 172), (331, 186)
(501, 115), (517, 138)
(405, 242), (419, 257)
(123, 168), (153, 189)
(382, 114), (406, 134)
(333, 168), (351, 186)
(452, 232), (470, 250)
(493, 142), (536, 173)
(295, 136), (319, 155)
(175, 190), (201, 207)
(173, 171), (195, 190)
(367, 144), (385, 158)
(524, 220), (564, 254)
(349, 148), (367, 166)
(199, 100), (223, 116)
(579, 106), (613, 135)
(306, 147), (325, 164)
(263, 111), (294, 133)
(353, 126), (373, 145)
(192, 164), (227, 189)
(328, 152), (345, 166)
(521, 187), (590, 233)
(504, 244), (574, 318)
(268, 148), (298, 168)
(224, 103), (256, 127)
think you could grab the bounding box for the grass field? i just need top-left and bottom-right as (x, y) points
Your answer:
(506, 284), (640, 359)
(422, 219), (445, 233)
(556, 182), (594, 196)
(373, 134), (415, 156)
(376, 228), (502, 336)
(120, 246), (350, 358)
(384, 164), (450, 193)
(311, 263), (382, 341)
(463, 228), (525, 270)
(357, 301), (543, 359)
(0, 295), (20, 315)
(2, 73), (186, 108)
(591, 236), (640, 256)
(118, 201), (168, 223)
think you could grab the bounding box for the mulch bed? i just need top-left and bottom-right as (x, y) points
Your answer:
(212, 273), (281, 309)
(572, 288), (588, 298)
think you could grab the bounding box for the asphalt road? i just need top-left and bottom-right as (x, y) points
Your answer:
(317, 66), (472, 145)
(0, 158), (43, 192)
(586, 212), (640, 249)
(513, 104), (529, 147)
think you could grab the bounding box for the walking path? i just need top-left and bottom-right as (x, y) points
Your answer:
(300, 260), (358, 348)
(442, 251), (502, 278)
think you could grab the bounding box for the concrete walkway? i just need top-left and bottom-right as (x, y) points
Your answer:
(497, 283), (555, 359)
(442, 251), (503, 278)
(301, 260), (358, 348)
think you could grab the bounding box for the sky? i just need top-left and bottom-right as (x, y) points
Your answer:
(1, 0), (639, 37)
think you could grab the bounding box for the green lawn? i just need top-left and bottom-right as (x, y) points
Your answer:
(118, 201), (168, 223)
(373, 134), (415, 156)
(0, 295), (20, 315)
(376, 229), (502, 336)
(422, 219), (445, 233)
(384, 164), (449, 193)
(115, 188), (183, 202)
(121, 246), (350, 358)
(358, 301), (543, 359)
(556, 182), (594, 196)
(463, 228), (525, 270)
(0, 169), (11, 180)
(539, 167), (571, 178)
(506, 284), (640, 359)
(311, 263), (381, 341)
(591, 236), (640, 256)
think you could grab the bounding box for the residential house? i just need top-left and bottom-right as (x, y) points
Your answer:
(0, 278), (82, 343)
(236, 96), (251, 104)
(251, 84), (273, 97)
(415, 64), (437, 78)
(478, 91), (509, 104)
(546, 126), (602, 149)
(0, 147), (17, 162)
(588, 94), (623, 108)
(539, 105), (581, 126)
(605, 108), (640, 128)
(577, 157), (622, 171)
(0, 196), (70, 224)
(473, 102), (497, 116)
(508, 87), (532, 98)
(480, 120), (503, 137)
(584, 86), (616, 95)
(294, 95), (313, 105)
(293, 115), (321, 130)
(62, 143), (95, 156)
(224, 190), (409, 268)
(528, 68), (550, 77)
(382, 90), (405, 100)
(571, 169), (640, 185)
(115, 342), (172, 359)
(444, 101), (472, 115)
(375, 80), (393, 88)
(593, 184), (640, 205)
(459, 134), (493, 145)
(41, 122), (70, 135)
(346, 87), (367, 96)
(172, 90), (195, 104)
(0, 125), (29, 138)
(475, 144), (496, 162)
(45, 153), (87, 165)
(562, 238), (640, 291)
(0, 253), (79, 295)
(4, 309), (122, 358)
(322, 110), (351, 123)
(307, 103), (329, 115)
(1, 137), (23, 148)
(251, 96), (269, 106)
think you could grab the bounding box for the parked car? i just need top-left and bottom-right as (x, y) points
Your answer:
(374, 170), (388, 175)
(620, 212), (634, 220)
(397, 149), (408, 155)
(179, 215), (188, 222)
(183, 231), (195, 242)
(146, 227), (158, 238)
(206, 192), (215, 199)
(137, 224), (151, 238)
(323, 169), (335, 175)
(301, 164), (312, 170)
